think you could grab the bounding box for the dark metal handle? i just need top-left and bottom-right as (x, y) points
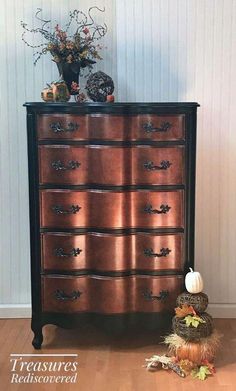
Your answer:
(52, 160), (81, 171)
(54, 248), (82, 257)
(143, 290), (169, 301)
(52, 205), (81, 215)
(50, 122), (79, 133)
(144, 204), (171, 214)
(55, 289), (82, 301)
(143, 121), (172, 133)
(144, 248), (171, 258)
(144, 160), (172, 171)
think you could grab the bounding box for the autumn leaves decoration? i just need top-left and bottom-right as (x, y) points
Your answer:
(145, 269), (221, 380)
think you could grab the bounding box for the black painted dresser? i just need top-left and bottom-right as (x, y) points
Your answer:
(24, 102), (199, 348)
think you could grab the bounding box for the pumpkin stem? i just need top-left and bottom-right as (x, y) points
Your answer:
(189, 267), (194, 272)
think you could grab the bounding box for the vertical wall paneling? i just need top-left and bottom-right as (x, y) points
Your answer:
(0, 0), (116, 310)
(0, 0), (236, 316)
(115, 0), (236, 314)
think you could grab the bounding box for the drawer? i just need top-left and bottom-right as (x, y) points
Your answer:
(41, 233), (184, 272)
(39, 145), (185, 186)
(42, 275), (183, 314)
(40, 190), (184, 229)
(37, 114), (185, 141)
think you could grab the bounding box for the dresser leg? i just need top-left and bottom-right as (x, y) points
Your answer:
(32, 329), (43, 349)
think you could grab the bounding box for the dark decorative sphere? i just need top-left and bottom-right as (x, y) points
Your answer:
(86, 71), (114, 102)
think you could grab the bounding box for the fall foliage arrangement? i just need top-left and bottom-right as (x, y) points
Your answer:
(21, 7), (115, 101)
(144, 268), (221, 381)
(21, 7), (106, 69)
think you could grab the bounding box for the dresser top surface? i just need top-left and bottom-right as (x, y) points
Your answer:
(24, 102), (199, 108)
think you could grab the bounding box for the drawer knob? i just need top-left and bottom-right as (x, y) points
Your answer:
(144, 247), (171, 258)
(143, 160), (172, 171)
(54, 247), (82, 257)
(143, 121), (172, 133)
(52, 204), (81, 215)
(50, 122), (79, 133)
(52, 160), (81, 171)
(143, 289), (169, 301)
(55, 289), (82, 301)
(144, 204), (171, 214)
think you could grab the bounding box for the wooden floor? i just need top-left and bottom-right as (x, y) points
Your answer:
(0, 318), (235, 391)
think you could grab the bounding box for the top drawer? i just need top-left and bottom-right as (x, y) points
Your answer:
(37, 114), (185, 141)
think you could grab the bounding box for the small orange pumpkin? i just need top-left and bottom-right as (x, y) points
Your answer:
(176, 342), (215, 365)
(41, 86), (54, 102)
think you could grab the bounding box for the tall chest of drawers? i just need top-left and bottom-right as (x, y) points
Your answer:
(25, 102), (199, 349)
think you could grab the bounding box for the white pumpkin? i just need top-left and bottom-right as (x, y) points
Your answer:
(185, 267), (204, 293)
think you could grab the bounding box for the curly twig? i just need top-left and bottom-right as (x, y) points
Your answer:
(35, 8), (51, 30)
(21, 7), (107, 67)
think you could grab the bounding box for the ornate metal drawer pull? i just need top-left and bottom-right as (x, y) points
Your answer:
(143, 121), (172, 133)
(144, 160), (172, 171)
(54, 247), (82, 257)
(50, 122), (79, 133)
(143, 290), (169, 301)
(52, 205), (81, 215)
(144, 248), (171, 258)
(55, 289), (82, 301)
(52, 160), (81, 171)
(144, 204), (171, 214)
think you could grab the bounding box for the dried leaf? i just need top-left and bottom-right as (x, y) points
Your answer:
(175, 304), (196, 318)
(191, 365), (212, 380)
(201, 360), (216, 374)
(179, 359), (196, 375)
(184, 315), (206, 328)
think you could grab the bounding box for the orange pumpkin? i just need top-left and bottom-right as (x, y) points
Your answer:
(41, 87), (54, 102)
(176, 342), (215, 365)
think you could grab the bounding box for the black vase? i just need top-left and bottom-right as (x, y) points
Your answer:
(57, 62), (80, 94)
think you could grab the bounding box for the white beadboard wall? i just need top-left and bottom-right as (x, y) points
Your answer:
(0, 0), (236, 318)
(0, 0), (116, 317)
(116, 0), (236, 317)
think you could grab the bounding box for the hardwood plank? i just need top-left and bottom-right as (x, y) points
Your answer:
(0, 319), (235, 390)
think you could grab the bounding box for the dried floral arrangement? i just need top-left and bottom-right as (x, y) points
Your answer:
(21, 7), (107, 72)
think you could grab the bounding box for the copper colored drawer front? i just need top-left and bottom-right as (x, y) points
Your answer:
(40, 190), (184, 229)
(41, 233), (184, 272)
(42, 275), (183, 314)
(37, 114), (185, 141)
(39, 145), (185, 186)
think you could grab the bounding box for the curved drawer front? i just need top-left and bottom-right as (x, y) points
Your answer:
(39, 145), (184, 186)
(40, 190), (184, 229)
(41, 233), (184, 272)
(42, 275), (183, 314)
(37, 114), (185, 141)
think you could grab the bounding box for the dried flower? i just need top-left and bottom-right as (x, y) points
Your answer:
(21, 7), (107, 67)
(71, 82), (80, 93)
(59, 43), (66, 51)
(66, 41), (74, 50)
(47, 43), (55, 51)
(83, 27), (90, 35)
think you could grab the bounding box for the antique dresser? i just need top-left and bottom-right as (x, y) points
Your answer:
(24, 102), (199, 349)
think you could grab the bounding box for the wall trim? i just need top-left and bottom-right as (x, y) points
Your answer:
(208, 304), (236, 318)
(0, 305), (31, 318)
(0, 304), (236, 319)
